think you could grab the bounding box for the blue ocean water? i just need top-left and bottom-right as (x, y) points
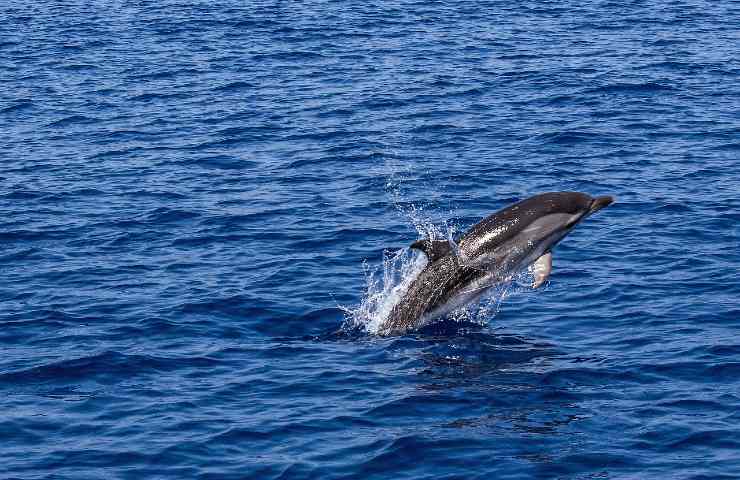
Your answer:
(2, 0), (740, 478)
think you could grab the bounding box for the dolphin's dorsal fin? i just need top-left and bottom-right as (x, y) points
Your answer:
(410, 239), (451, 262)
(531, 252), (552, 288)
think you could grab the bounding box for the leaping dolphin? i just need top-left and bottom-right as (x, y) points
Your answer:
(379, 192), (614, 336)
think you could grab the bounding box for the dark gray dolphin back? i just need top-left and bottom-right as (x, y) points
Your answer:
(459, 192), (592, 255)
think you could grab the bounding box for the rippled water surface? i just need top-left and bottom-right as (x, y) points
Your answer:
(3, 1), (740, 478)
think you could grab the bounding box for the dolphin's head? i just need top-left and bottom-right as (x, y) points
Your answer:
(521, 190), (612, 232)
(461, 191), (614, 265)
(483, 191), (613, 278)
(549, 192), (614, 229)
(487, 191), (613, 287)
(512, 192), (614, 261)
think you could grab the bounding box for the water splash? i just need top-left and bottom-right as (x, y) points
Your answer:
(341, 247), (427, 334)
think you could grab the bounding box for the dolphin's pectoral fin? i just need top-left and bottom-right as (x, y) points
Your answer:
(410, 239), (452, 262)
(531, 252), (552, 288)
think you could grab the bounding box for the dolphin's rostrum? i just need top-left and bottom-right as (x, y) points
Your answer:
(379, 192), (614, 336)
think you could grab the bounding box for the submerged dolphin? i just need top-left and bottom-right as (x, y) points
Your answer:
(379, 192), (614, 336)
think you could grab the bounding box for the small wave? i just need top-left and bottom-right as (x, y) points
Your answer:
(177, 295), (254, 317)
(584, 82), (677, 95)
(252, 51), (325, 62)
(639, 60), (694, 71)
(667, 429), (740, 450)
(0, 351), (221, 385)
(536, 130), (603, 145)
(60, 63), (97, 71)
(142, 207), (200, 224)
(712, 142), (740, 152)
(46, 114), (98, 128)
(316, 108), (354, 118)
(357, 97), (409, 111)
(213, 81), (256, 92)
(171, 233), (251, 247)
(410, 123), (464, 134)
(655, 203), (693, 213)
(184, 155), (259, 170)
(130, 92), (189, 102)
(132, 68), (202, 80)
(0, 247), (43, 262)
(0, 101), (33, 114)
(122, 189), (187, 200)
(650, 38), (689, 46)
(0, 189), (43, 200)
(0, 229), (69, 243)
